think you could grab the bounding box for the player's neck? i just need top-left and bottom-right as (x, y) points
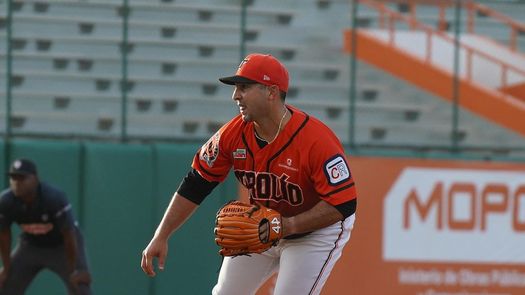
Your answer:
(254, 106), (290, 143)
(18, 192), (37, 205)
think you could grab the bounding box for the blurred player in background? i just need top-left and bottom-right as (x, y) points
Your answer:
(142, 53), (358, 295)
(0, 158), (92, 295)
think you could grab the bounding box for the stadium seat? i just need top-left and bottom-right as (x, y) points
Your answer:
(0, 0), (523, 151)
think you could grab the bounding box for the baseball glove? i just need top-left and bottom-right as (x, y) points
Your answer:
(214, 201), (283, 256)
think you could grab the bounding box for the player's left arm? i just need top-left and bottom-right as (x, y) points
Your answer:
(282, 130), (358, 237)
(62, 228), (91, 288)
(62, 227), (78, 274)
(281, 200), (343, 237)
(51, 189), (78, 275)
(56, 198), (91, 287)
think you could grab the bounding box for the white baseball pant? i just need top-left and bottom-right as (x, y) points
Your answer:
(212, 214), (356, 295)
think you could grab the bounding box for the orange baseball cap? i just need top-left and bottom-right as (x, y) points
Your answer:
(219, 53), (289, 93)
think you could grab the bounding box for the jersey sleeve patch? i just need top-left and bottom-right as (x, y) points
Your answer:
(199, 132), (220, 168)
(323, 154), (351, 186)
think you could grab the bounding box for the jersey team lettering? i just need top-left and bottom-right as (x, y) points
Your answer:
(20, 223), (54, 235)
(324, 155), (351, 186)
(234, 170), (304, 206)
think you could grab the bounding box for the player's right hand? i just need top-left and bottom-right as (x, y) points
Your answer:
(141, 237), (168, 277)
(69, 269), (91, 285)
(0, 267), (8, 289)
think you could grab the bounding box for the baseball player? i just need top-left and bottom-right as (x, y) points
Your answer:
(141, 53), (357, 295)
(0, 159), (92, 295)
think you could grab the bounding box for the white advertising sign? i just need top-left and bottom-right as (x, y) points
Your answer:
(384, 168), (525, 263)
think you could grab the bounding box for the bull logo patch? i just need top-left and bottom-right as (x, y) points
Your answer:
(200, 132), (220, 167)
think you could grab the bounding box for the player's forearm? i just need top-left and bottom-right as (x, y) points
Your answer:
(153, 193), (199, 240)
(282, 200), (343, 237)
(0, 229), (12, 271)
(62, 229), (78, 273)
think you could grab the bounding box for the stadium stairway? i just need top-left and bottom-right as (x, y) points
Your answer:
(343, 0), (525, 137)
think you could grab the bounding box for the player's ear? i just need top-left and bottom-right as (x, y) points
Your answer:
(268, 85), (280, 101)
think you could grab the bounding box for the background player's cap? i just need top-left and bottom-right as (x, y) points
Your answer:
(8, 158), (38, 176)
(219, 53), (289, 93)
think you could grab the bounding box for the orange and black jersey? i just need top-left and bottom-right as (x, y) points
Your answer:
(184, 105), (357, 218)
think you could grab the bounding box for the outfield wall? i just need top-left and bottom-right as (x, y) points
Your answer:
(257, 157), (525, 295)
(0, 139), (236, 295)
(2, 139), (525, 295)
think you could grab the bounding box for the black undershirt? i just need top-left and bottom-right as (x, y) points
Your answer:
(177, 169), (219, 205)
(255, 132), (268, 148)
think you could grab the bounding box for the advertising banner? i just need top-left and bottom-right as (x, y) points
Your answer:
(254, 156), (525, 295)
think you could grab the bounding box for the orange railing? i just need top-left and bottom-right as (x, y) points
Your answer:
(376, 0), (525, 52)
(465, 1), (525, 52)
(360, 0), (525, 90)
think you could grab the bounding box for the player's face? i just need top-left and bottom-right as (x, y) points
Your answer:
(9, 174), (39, 201)
(232, 83), (270, 122)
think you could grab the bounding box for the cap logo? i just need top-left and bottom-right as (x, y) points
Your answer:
(13, 160), (22, 169)
(238, 58), (249, 69)
(219, 53), (289, 93)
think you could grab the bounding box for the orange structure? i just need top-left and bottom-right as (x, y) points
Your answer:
(343, 0), (525, 136)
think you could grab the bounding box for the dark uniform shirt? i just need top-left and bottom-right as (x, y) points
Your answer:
(0, 182), (75, 247)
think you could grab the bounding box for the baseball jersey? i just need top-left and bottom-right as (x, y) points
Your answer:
(0, 182), (76, 247)
(192, 105), (357, 217)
